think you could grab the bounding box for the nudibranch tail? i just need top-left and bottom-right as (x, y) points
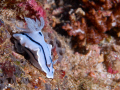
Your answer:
(46, 64), (54, 78)
(13, 17), (54, 78)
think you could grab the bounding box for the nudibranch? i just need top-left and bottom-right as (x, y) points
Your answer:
(13, 17), (54, 78)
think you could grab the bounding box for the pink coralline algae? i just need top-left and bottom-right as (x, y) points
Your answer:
(0, 62), (16, 77)
(27, 0), (46, 18)
(107, 66), (118, 74)
(18, 0), (46, 20)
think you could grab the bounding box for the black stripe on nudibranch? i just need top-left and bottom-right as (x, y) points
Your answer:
(21, 33), (50, 71)
(39, 32), (42, 36)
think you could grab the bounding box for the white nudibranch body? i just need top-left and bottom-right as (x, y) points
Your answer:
(13, 17), (54, 78)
